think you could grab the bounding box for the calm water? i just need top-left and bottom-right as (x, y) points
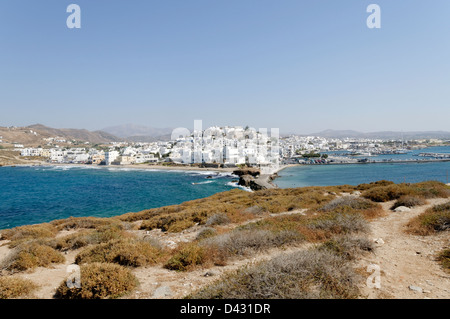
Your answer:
(276, 146), (450, 188)
(0, 166), (237, 230)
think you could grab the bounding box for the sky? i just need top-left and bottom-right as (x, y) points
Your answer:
(0, 0), (449, 134)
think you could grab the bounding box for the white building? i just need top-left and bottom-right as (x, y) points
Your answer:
(105, 151), (119, 165)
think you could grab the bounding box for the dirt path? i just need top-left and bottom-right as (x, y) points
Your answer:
(359, 198), (450, 299)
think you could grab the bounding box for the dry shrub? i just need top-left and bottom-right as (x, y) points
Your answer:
(391, 195), (427, 210)
(196, 227), (217, 241)
(319, 196), (377, 213)
(406, 201), (450, 235)
(362, 184), (412, 202)
(202, 229), (303, 259)
(205, 213), (231, 226)
(437, 249), (450, 272)
(75, 238), (165, 267)
(1, 223), (57, 242)
(164, 242), (207, 271)
(356, 180), (395, 191)
(50, 217), (120, 231)
(188, 248), (360, 299)
(0, 276), (38, 299)
(54, 262), (137, 299)
(319, 235), (374, 260)
(308, 212), (369, 235)
(1, 242), (65, 272)
(362, 181), (450, 203)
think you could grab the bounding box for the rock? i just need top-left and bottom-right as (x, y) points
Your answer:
(233, 167), (261, 177)
(408, 285), (423, 293)
(374, 238), (385, 245)
(394, 206), (411, 212)
(153, 285), (173, 298)
(352, 191), (362, 196)
(203, 271), (216, 277)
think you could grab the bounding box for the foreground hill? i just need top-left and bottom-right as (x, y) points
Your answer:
(0, 181), (448, 299)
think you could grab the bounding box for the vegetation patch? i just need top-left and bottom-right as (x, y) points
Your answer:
(0, 277), (38, 299)
(75, 238), (166, 267)
(187, 248), (361, 299)
(391, 195), (427, 210)
(1, 223), (57, 244)
(362, 181), (449, 202)
(1, 242), (65, 272)
(54, 262), (138, 299)
(164, 242), (208, 271)
(437, 249), (450, 272)
(406, 201), (450, 235)
(318, 235), (374, 261)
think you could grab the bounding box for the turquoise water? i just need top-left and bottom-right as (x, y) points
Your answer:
(276, 146), (450, 188)
(0, 166), (237, 230)
(276, 161), (450, 188)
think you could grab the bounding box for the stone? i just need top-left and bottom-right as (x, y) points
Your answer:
(394, 206), (411, 212)
(408, 285), (423, 293)
(153, 285), (173, 298)
(203, 271), (216, 277)
(374, 238), (385, 245)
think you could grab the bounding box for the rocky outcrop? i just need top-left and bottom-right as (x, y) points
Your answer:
(234, 168), (278, 191)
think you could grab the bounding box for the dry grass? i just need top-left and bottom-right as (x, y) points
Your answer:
(120, 188), (338, 233)
(187, 247), (361, 299)
(53, 224), (128, 251)
(437, 249), (450, 272)
(318, 235), (374, 261)
(0, 276), (38, 299)
(1, 242), (65, 273)
(391, 195), (427, 210)
(406, 201), (450, 235)
(54, 262), (138, 299)
(50, 216), (121, 231)
(362, 181), (450, 202)
(0, 223), (58, 243)
(75, 238), (166, 267)
(164, 242), (208, 271)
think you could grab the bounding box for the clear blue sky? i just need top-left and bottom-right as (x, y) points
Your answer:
(1, 0), (449, 134)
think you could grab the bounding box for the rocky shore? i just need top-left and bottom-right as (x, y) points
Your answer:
(233, 167), (280, 191)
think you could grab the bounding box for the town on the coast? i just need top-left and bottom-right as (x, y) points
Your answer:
(6, 126), (450, 171)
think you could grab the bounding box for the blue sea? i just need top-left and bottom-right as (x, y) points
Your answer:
(0, 146), (449, 230)
(0, 166), (238, 230)
(276, 146), (450, 188)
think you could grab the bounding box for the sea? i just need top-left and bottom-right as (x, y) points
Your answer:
(0, 166), (239, 230)
(0, 146), (449, 230)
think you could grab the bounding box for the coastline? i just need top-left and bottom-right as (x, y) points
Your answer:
(1, 161), (236, 173)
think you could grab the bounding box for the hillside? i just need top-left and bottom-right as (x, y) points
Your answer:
(0, 124), (121, 147)
(0, 181), (448, 300)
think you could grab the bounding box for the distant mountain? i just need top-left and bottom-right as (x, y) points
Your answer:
(309, 129), (450, 140)
(101, 124), (173, 139)
(23, 124), (122, 144)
